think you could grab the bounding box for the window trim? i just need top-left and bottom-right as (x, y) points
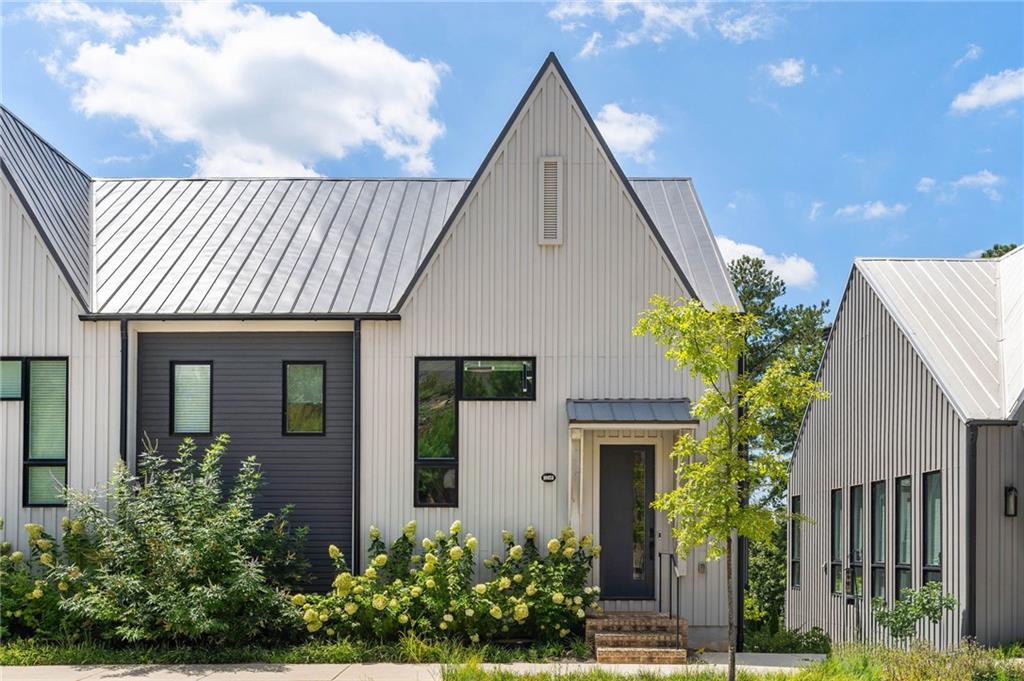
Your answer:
(459, 356), (537, 402)
(169, 360), (214, 437)
(1, 356), (24, 401)
(895, 475), (912, 600)
(414, 357), (460, 508)
(19, 357), (70, 508)
(830, 488), (843, 595)
(870, 480), (887, 602)
(281, 360), (327, 436)
(790, 495), (801, 590)
(922, 470), (942, 585)
(849, 484), (864, 599)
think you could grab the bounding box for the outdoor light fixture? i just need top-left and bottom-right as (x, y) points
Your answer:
(1006, 486), (1019, 518)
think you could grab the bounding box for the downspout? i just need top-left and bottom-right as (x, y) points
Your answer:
(119, 319), (128, 462)
(351, 319), (362, 573)
(964, 423), (978, 639)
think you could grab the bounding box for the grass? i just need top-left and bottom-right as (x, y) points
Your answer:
(0, 634), (590, 667)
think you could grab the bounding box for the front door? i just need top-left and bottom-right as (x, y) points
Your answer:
(599, 444), (656, 599)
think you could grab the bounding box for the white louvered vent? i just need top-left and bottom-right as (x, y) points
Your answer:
(538, 156), (563, 245)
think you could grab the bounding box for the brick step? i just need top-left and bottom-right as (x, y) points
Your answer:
(594, 632), (682, 648)
(596, 646), (688, 664)
(586, 615), (687, 643)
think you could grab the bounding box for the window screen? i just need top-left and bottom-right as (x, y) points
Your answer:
(172, 362), (212, 435)
(284, 362), (325, 434)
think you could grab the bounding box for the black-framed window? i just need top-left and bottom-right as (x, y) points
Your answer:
(849, 485), (864, 598)
(790, 495), (801, 589)
(6, 358), (69, 507)
(170, 361), (212, 436)
(923, 471), (942, 585)
(871, 480), (887, 601)
(831, 489), (843, 595)
(283, 361), (325, 435)
(895, 476), (912, 599)
(414, 357), (536, 507)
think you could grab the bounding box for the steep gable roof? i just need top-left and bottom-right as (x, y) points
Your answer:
(854, 247), (1024, 421)
(1, 105), (92, 309)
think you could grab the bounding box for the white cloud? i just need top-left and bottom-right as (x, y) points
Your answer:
(951, 68), (1024, 113)
(808, 201), (825, 221)
(834, 201), (908, 220)
(764, 58), (805, 87)
(594, 103), (660, 163)
(953, 43), (982, 69)
(916, 177), (936, 193)
(965, 249), (985, 258)
(952, 169), (1000, 189)
(921, 170), (1004, 203)
(548, 1), (710, 52)
(715, 5), (777, 44)
(716, 235), (817, 288)
(578, 31), (603, 59)
(39, 1), (446, 176)
(24, 0), (143, 39)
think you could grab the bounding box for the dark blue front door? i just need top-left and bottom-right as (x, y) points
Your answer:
(599, 444), (656, 599)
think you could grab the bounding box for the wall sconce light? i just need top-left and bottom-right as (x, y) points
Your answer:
(1006, 487), (1019, 517)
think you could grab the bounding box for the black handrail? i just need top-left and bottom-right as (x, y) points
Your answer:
(657, 551), (682, 648)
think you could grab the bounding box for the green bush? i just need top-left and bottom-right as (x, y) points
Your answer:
(295, 522), (601, 643)
(871, 582), (958, 642)
(743, 625), (831, 654)
(44, 435), (307, 645)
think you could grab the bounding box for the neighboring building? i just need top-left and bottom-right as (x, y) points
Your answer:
(788, 248), (1024, 647)
(1, 54), (740, 648)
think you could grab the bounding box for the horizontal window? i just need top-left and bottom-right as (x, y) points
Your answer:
(461, 358), (535, 400)
(284, 362), (325, 435)
(1, 358), (22, 399)
(171, 362), (212, 436)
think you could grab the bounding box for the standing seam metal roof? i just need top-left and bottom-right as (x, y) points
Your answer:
(566, 399), (694, 423)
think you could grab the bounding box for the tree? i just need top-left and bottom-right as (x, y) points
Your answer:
(634, 297), (828, 681)
(980, 243), (1018, 259)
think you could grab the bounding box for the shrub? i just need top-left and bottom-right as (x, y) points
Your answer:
(47, 435), (306, 645)
(295, 522), (602, 643)
(743, 625), (831, 654)
(871, 582), (958, 642)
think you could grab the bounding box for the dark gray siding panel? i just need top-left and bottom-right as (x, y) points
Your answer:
(975, 422), (1024, 645)
(137, 332), (352, 587)
(788, 268), (967, 648)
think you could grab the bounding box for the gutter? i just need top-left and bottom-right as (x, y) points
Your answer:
(79, 313), (401, 322)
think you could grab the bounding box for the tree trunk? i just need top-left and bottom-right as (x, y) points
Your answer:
(727, 534), (736, 681)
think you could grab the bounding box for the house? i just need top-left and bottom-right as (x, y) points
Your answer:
(1, 53), (742, 649)
(788, 249), (1024, 647)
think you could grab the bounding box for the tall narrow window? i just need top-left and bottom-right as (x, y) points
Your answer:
(171, 361), (212, 435)
(871, 481), (887, 600)
(23, 358), (69, 506)
(790, 496), (801, 589)
(895, 476), (912, 599)
(923, 472), (942, 584)
(831, 489), (843, 594)
(283, 362), (325, 434)
(849, 485), (864, 598)
(415, 359), (458, 507)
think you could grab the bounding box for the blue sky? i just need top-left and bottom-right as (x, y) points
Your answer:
(2, 1), (1022, 313)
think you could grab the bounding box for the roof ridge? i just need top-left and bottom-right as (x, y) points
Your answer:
(0, 104), (93, 181)
(92, 176), (473, 182)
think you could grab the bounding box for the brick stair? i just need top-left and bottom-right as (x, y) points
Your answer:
(586, 612), (688, 664)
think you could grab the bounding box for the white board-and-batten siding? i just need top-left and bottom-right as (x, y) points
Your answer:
(788, 267), (967, 648)
(1, 175), (122, 550)
(360, 64), (729, 626)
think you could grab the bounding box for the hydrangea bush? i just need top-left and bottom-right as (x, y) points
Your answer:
(294, 522), (602, 642)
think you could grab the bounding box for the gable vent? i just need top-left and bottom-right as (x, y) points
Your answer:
(538, 156), (563, 245)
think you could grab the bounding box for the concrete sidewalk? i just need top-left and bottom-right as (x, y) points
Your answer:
(0, 655), (827, 681)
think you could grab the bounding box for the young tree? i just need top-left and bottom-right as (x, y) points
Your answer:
(634, 296), (827, 681)
(980, 242), (1019, 258)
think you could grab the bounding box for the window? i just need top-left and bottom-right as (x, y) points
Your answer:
(461, 358), (535, 400)
(849, 485), (864, 598)
(283, 362), (325, 435)
(7, 358), (69, 506)
(895, 476), (912, 599)
(1, 358), (23, 399)
(923, 471), (942, 585)
(790, 496), (801, 589)
(415, 359), (458, 506)
(414, 357), (536, 507)
(171, 362), (212, 435)
(831, 489), (843, 594)
(871, 481), (887, 601)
